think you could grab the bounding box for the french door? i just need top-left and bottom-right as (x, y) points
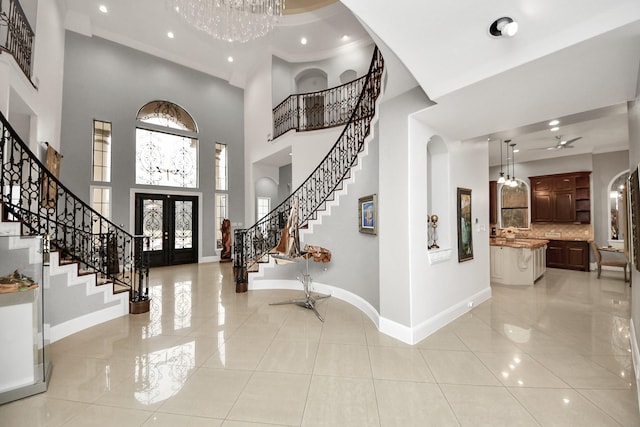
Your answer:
(134, 193), (198, 267)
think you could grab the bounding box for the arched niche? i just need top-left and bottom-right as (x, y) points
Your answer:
(426, 135), (450, 250)
(339, 69), (357, 84)
(608, 169), (629, 247)
(295, 68), (328, 93)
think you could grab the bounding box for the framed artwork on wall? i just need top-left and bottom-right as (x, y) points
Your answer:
(358, 194), (377, 235)
(457, 187), (473, 262)
(629, 167), (640, 272)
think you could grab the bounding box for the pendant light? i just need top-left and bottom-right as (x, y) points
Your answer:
(509, 143), (518, 187)
(497, 139), (506, 184)
(504, 140), (512, 186)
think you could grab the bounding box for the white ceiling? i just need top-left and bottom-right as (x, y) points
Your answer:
(62, 0), (372, 87)
(61, 0), (640, 167)
(340, 0), (640, 166)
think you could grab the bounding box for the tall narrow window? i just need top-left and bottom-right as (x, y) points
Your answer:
(215, 143), (228, 191)
(135, 101), (198, 188)
(91, 186), (111, 233)
(257, 197), (270, 221)
(92, 120), (112, 182)
(500, 180), (529, 228)
(215, 193), (228, 250)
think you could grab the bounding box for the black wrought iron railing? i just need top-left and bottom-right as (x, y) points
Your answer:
(0, 113), (148, 303)
(234, 47), (384, 284)
(273, 61), (376, 139)
(0, 0), (34, 79)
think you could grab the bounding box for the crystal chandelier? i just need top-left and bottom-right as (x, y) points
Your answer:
(167, 0), (285, 43)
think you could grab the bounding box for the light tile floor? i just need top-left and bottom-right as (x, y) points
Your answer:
(1, 263), (638, 426)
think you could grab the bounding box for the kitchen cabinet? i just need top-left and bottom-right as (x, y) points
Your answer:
(529, 172), (590, 224)
(489, 180), (497, 225)
(545, 240), (589, 271)
(490, 244), (547, 285)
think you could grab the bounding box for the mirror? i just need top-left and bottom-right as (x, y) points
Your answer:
(609, 170), (629, 244)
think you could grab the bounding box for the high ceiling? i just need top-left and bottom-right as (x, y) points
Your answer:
(341, 0), (640, 166)
(62, 0), (371, 87)
(61, 0), (640, 166)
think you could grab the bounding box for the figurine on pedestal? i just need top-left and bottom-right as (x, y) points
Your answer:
(428, 214), (439, 249)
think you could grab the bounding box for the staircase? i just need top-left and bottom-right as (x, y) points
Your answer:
(0, 111), (149, 322)
(233, 46), (385, 286)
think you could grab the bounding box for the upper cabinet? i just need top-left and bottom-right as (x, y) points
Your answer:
(529, 172), (591, 224)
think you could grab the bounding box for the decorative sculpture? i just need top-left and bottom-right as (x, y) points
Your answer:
(220, 218), (232, 262)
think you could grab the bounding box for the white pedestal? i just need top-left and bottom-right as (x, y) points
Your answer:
(0, 290), (36, 393)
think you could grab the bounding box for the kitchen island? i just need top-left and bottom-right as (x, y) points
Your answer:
(490, 238), (549, 285)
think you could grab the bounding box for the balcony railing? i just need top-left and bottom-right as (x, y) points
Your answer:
(234, 47), (384, 285)
(0, 0), (34, 79)
(273, 66), (374, 139)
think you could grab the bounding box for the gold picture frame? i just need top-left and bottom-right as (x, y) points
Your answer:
(457, 187), (473, 262)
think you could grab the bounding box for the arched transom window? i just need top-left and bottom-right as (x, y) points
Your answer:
(135, 100), (198, 188)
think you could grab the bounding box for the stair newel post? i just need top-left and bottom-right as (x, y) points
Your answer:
(129, 235), (150, 314)
(233, 229), (248, 293)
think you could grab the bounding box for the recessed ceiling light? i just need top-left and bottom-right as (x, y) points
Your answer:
(559, 140), (567, 145)
(550, 126), (559, 132)
(300, 37), (307, 45)
(341, 34), (349, 41)
(227, 56), (234, 63)
(513, 149), (520, 153)
(548, 119), (559, 126)
(167, 31), (175, 39)
(99, 5), (108, 13)
(289, 152), (292, 156)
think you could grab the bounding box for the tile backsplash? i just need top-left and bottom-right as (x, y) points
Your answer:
(496, 223), (593, 240)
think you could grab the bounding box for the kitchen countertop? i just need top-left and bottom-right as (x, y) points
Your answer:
(490, 238), (550, 249)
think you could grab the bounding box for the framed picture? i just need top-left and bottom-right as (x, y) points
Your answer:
(629, 167), (640, 272)
(457, 187), (473, 262)
(358, 194), (377, 235)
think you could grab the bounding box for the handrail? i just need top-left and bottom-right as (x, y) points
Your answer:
(273, 65), (373, 139)
(0, 0), (34, 79)
(234, 47), (384, 285)
(0, 112), (148, 303)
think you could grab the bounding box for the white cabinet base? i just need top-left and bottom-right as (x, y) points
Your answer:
(491, 245), (547, 286)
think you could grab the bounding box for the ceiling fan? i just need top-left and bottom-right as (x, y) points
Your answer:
(533, 135), (583, 151)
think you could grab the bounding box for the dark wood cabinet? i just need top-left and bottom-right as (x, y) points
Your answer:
(545, 240), (589, 271)
(530, 172), (590, 224)
(489, 180), (497, 225)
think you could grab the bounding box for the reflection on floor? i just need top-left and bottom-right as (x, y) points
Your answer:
(1, 263), (638, 426)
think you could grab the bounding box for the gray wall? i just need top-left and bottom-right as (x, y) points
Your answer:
(278, 164), (292, 204)
(272, 56), (294, 108)
(59, 32), (245, 258)
(259, 124), (380, 311)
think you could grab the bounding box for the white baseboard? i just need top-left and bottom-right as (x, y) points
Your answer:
(630, 319), (640, 410)
(200, 256), (219, 263)
(408, 287), (492, 345)
(44, 297), (129, 343)
(250, 279), (491, 345)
